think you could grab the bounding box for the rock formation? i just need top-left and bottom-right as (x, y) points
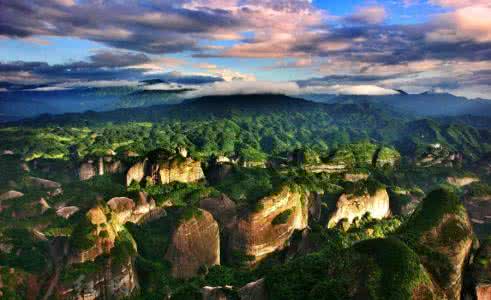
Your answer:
(165, 209), (220, 279)
(79, 161), (97, 181)
(229, 186), (309, 264)
(401, 189), (474, 299)
(158, 157), (205, 184)
(327, 188), (390, 228)
(27, 177), (61, 189)
(56, 206), (80, 219)
(126, 159), (148, 186)
(107, 197), (135, 224)
(447, 176), (479, 187)
(238, 278), (267, 300)
(0, 190), (24, 201)
(471, 240), (491, 300)
(200, 194), (237, 230)
(125, 150), (204, 186)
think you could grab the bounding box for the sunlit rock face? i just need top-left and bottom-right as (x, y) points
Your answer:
(79, 157), (124, 181)
(200, 194), (237, 230)
(158, 157), (205, 184)
(126, 159), (148, 186)
(229, 186), (309, 265)
(79, 161), (97, 181)
(327, 188), (390, 228)
(446, 176), (479, 187)
(165, 209), (220, 279)
(125, 150), (205, 187)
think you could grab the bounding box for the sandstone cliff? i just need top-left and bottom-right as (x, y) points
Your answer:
(165, 209), (220, 279)
(125, 151), (204, 186)
(327, 188), (390, 228)
(229, 186), (309, 264)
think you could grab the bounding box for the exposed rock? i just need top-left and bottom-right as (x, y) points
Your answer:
(238, 278), (267, 300)
(79, 161), (96, 181)
(389, 187), (424, 216)
(200, 194), (237, 229)
(201, 286), (234, 300)
(375, 147), (400, 168)
(56, 206), (79, 219)
(27, 177), (61, 189)
(304, 163), (346, 174)
(126, 159), (147, 186)
(401, 189), (474, 300)
(229, 186), (309, 264)
(344, 173), (369, 182)
(38, 197), (51, 213)
(308, 192), (323, 223)
(59, 255), (138, 300)
(2, 150), (14, 155)
(165, 209), (220, 279)
(177, 147), (188, 158)
(471, 240), (491, 300)
(447, 176), (479, 187)
(464, 195), (491, 236)
(0, 190), (24, 201)
(158, 157), (205, 185)
(327, 188), (390, 228)
(107, 197), (135, 224)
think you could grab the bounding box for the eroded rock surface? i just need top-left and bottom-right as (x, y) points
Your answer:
(229, 186), (309, 264)
(165, 209), (220, 279)
(327, 188), (390, 228)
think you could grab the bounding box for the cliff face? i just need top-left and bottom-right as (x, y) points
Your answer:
(165, 209), (220, 279)
(125, 154), (204, 186)
(471, 241), (491, 300)
(327, 188), (390, 228)
(59, 256), (138, 300)
(158, 157), (205, 185)
(229, 187), (309, 264)
(79, 157), (124, 181)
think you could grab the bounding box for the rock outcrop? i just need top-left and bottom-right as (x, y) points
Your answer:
(401, 189), (474, 300)
(158, 157), (205, 184)
(327, 188), (390, 228)
(447, 176), (479, 187)
(79, 157), (124, 181)
(238, 278), (267, 300)
(59, 254), (138, 300)
(79, 161), (97, 181)
(0, 190), (24, 201)
(125, 150), (205, 186)
(229, 186), (309, 264)
(200, 194), (237, 230)
(126, 159), (148, 186)
(165, 209), (220, 279)
(56, 206), (80, 219)
(471, 240), (491, 300)
(27, 177), (61, 189)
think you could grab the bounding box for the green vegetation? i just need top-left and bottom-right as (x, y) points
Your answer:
(272, 209), (292, 225)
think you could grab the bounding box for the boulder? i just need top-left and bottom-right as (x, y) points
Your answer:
(201, 286), (234, 300)
(327, 188), (390, 228)
(56, 206), (79, 219)
(0, 190), (24, 201)
(165, 209), (220, 279)
(344, 173), (369, 182)
(447, 176), (479, 187)
(229, 186), (309, 264)
(27, 177), (61, 189)
(107, 197), (135, 224)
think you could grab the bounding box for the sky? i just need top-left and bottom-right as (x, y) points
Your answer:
(0, 0), (490, 98)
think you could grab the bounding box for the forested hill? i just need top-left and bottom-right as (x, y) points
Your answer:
(11, 93), (402, 126)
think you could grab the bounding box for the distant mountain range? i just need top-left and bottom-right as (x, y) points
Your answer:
(301, 91), (491, 117)
(2, 79), (491, 122)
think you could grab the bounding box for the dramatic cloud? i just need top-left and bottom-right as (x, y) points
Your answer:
(344, 6), (387, 25)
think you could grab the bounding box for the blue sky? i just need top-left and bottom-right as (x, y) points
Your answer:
(0, 0), (490, 98)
